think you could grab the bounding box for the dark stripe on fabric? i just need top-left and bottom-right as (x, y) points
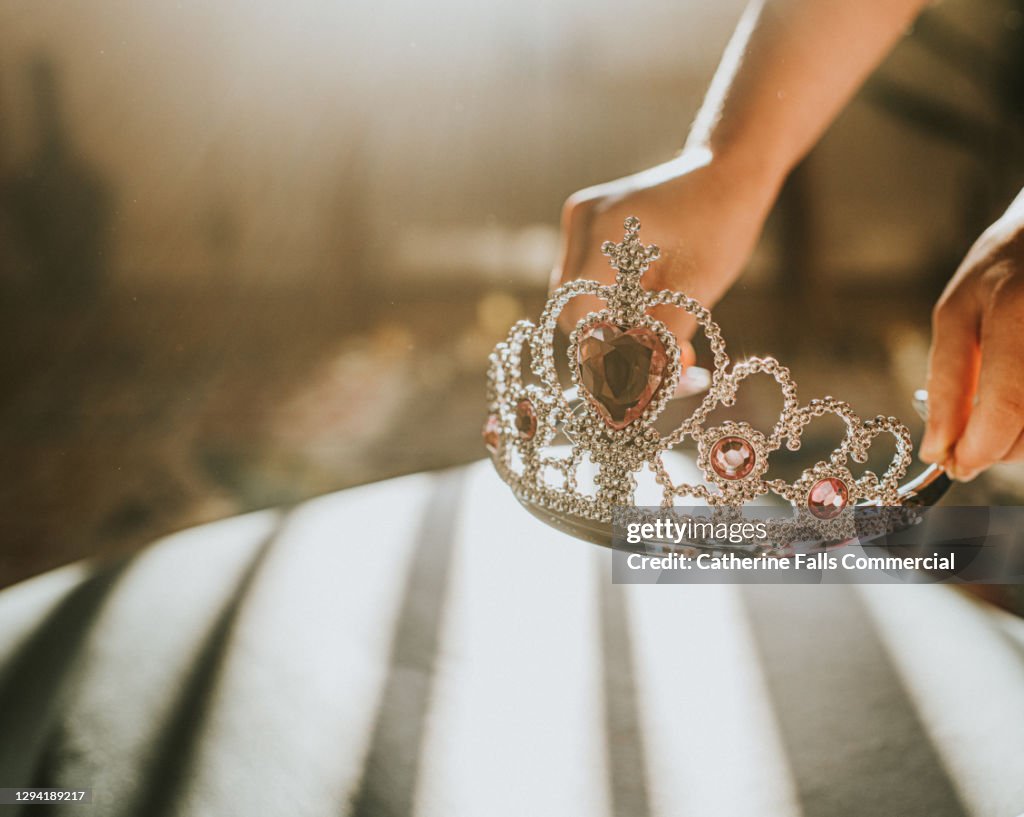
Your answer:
(600, 576), (652, 817)
(741, 583), (969, 817)
(348, 468), (464, 817)
(0, 558), (132, 789)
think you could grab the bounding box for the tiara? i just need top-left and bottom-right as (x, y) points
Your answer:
(484, 216), (949, 547)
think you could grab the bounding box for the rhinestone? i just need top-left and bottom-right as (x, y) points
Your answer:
(807, 478), (848, 519)
(709, 436), (756, 480)
(514, 399), (537, 440)
(482, 413), (501, 453)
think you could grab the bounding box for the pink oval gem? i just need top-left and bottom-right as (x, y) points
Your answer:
(482, 413), (501, 453)
(807, 478), (849, 519)
(514, 399), (537, 441)
(710, 436), (755, 480)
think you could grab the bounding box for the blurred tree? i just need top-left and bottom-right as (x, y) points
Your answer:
(2, 57), (113, 303)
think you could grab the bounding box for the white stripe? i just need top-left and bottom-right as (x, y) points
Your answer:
(416, 461), (611, 817)
(35, 508), (283, 815)
(0, 563), (89, 662)
(627, 582), (803, 817)
(858, 584), (1024, 817)
(180, 473), (435, 817)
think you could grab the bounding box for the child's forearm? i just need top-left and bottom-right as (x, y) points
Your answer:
(686, 0), (930, 189)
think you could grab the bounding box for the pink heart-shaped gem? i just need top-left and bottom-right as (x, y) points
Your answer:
(576, 322), (668, 430)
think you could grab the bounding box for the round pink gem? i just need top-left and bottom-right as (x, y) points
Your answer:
(482, 413), (501, 453)
(514, 399), (537, 441)
(710, 436), (755, 480)
(807, 478), (849, 519)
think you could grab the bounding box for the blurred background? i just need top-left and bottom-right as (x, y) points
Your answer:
(2, 0), (1024, 588)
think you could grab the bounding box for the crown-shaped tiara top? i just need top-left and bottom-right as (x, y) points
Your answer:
(485, 217), (916, 532)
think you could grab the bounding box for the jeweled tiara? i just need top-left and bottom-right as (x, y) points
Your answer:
(484, 217), (948, 546)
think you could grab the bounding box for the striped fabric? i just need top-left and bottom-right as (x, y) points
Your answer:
(0, 462), (1023, 817)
